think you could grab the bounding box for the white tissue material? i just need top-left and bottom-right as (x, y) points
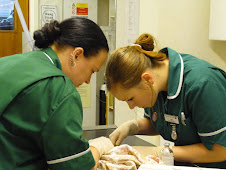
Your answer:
(98, 144), (163, 170)
(138, 164), (220, 170)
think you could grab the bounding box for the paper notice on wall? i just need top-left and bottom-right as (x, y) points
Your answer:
(77, 83), (91, 108)
(63, 0), (97, 22)
(124, 0), (140, 46)
(41, 5), (58, 27)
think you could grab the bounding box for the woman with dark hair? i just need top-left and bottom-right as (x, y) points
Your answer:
(0, 17), (113, 169)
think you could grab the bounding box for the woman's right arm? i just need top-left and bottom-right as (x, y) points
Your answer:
(137, 118), (159, 135)
(90, 146), (100, 170)
(109, 117), (159, 146)
(88, 136), (114, 170)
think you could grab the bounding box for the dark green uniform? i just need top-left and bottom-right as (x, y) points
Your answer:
(0, 48), (95, 169)
(144, 48), (226, 169)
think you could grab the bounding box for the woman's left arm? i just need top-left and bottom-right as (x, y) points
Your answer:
(182, 78), (226, 163)
(173, 143), (226, 163)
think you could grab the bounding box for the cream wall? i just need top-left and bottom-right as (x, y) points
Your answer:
(139, 0), (226, 71)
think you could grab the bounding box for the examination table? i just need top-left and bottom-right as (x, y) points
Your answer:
(82, 125), (199, 168)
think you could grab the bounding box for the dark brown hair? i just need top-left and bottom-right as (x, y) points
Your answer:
(33, 17), (109, 57)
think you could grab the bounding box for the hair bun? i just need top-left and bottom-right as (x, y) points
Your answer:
(33, 20), (61, 49)
(48, 20), (61, 37)
(134, 33), (154, 51)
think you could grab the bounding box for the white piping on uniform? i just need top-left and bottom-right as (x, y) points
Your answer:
(43, 52), (54, 65)
(47, 148), (90, 164)
(144, 112), (150, 118)
(198, 126), (226, 137)
(168, 54), (184, 100)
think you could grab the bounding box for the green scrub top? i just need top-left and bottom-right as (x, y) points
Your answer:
(144, 48), (226, 169)
(0, 48), (95, 169)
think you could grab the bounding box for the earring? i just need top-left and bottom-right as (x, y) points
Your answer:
(70, 54), (76, 67)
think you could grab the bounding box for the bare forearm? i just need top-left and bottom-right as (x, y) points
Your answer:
(90, 146), (100, 170)
(137, 118), (159, 135)
(173, 143), (226, 163)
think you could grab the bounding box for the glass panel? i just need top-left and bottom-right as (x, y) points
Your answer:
(0, 0), (14, 30)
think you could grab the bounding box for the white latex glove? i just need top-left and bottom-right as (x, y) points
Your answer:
(88, 136), (114, 156)
(109, 120), (139, 146)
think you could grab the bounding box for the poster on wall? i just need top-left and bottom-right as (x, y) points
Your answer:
(63, 0), (97, 23)
(124, 0), (140, 45)
(77, 84), (91, 108)
(41, 5), (58, 27)
(0, 0), (14, 31)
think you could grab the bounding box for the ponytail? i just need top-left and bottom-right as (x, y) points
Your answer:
(133, 33), (167, 61)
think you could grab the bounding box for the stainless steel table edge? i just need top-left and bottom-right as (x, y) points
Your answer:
(82, 125), (154, 146)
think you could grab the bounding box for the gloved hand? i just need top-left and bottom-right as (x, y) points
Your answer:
(88, 136), (114, 156)
(109, 120), (139, 146)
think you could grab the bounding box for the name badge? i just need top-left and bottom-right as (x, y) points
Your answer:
(164, 114), (179, 124)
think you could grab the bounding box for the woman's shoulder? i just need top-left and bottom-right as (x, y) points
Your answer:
(182, 55), (225, 86)
(23, 75), (78, 100)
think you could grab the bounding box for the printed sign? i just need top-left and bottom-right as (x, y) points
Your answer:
(41, 5), (58, 27)
(76, 3), (88, 15)
(72, 3), (76, 15)
(63, 0), (97, 22)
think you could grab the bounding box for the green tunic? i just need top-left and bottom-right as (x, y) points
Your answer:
(0, 48), (95, 169)
(144, 48), (226, 169)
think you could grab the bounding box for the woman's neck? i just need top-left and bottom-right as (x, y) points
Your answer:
(153, 58), (169, 92)
(50, 44), (74, 73)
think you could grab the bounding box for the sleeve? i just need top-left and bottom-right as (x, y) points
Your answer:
(144, 108), (151, 119)
(41, 92), (95, 170)
(9, 75), (95, 169)
(188, 80), (226, 150)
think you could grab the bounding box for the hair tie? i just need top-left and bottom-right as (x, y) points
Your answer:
(131, 44), (142, 48)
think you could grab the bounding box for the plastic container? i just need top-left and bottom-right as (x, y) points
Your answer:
(99, 84), (106, 125)
(160, 143), (174, 166)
